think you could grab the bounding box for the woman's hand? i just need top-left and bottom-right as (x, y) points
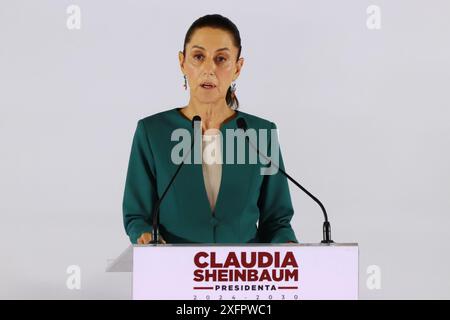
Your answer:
(137, 232), (167, 244)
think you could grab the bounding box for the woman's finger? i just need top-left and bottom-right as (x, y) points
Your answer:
(143, 233), (152, 244)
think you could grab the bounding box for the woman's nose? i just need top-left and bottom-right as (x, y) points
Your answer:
(202, 57), (216, 74)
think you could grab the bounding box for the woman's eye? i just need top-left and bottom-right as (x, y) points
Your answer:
(193, 55), (226, 62)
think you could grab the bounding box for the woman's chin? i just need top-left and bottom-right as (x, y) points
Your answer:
(195, 96), (221, 104)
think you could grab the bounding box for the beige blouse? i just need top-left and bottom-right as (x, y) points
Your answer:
(201, 130), (222, 213)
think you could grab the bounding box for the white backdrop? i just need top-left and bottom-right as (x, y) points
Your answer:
(1, 0), (449, 299)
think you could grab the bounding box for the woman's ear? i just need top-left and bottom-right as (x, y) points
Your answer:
(178, 51), (185, 73)
(233, 57), (244, 81)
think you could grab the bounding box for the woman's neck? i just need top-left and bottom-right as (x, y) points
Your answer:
(181, 99), (235, 131)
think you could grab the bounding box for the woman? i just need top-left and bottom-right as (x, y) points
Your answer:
(122, 14), (298, 244)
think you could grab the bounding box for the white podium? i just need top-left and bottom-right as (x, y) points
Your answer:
(106, 243), (358, 300)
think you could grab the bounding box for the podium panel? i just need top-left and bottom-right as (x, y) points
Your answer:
(129, 243), (358, 300)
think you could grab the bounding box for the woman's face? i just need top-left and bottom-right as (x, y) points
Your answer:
(179, 27), (244, 105)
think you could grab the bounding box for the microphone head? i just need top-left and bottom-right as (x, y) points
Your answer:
(236, 117), (247, 131)
(192, 115), (201, 128)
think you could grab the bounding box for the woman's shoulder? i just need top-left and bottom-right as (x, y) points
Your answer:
(139, 107), (177, 124)
(135, 107), (185, 133)
(236, 109), (277, 129)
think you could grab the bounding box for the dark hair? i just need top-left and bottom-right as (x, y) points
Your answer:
(182, 14), (242, 110)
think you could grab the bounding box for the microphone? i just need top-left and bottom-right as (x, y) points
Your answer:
(236, 117), (333, 244)
(151, 115), (202, 244)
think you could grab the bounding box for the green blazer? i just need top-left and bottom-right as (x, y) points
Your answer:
(122, 107), (298, 244)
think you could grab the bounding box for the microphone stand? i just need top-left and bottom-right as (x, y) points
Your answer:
(237, 118), (334, 244)
(151, 116), (201, 244)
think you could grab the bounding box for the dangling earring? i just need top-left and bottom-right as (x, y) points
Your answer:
(183, 75), (187, 90)
(230, 81), (237, 96)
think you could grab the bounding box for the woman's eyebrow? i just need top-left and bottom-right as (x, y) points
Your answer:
(191, 45), (230, 52)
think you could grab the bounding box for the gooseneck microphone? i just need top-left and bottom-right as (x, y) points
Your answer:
(236, 117), (334, 244)
(151, 115), (201, 244)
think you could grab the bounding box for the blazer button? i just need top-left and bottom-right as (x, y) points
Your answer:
(210, 217), (219, 226)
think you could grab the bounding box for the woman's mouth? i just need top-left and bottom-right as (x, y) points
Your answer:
(200, 83), (217, 89)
